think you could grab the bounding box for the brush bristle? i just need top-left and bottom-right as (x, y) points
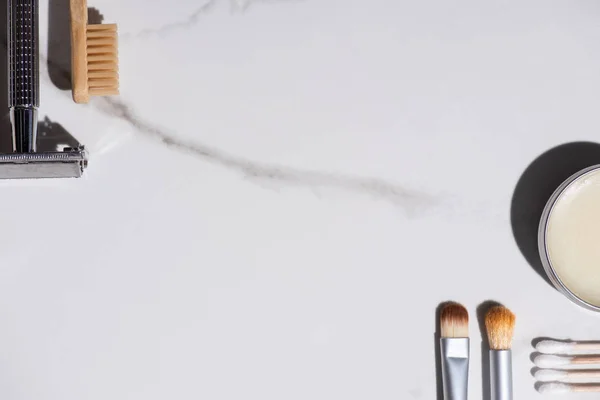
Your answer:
(86, 24), (119, 96)
(440, 303), (469, 338)
(484, 305), (515, 350)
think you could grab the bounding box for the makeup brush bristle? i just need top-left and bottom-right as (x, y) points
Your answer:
(484, 305), (515, 350)
(440, 303), (469, 338)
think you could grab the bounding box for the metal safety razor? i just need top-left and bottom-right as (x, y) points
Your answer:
(4, 0), (87, 179)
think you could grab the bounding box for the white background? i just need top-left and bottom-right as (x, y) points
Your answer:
(2, 0), (600, 398)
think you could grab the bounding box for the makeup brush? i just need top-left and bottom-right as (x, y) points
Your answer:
(536, 339), (600, 354)
(485, 305), (515, 400)
(440, 303), (469, 400)
(534, 354), (600, 368)
(534, 369), (600, 382)
(537, 382), (600, 394)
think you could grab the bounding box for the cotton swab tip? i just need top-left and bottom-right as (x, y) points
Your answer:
(534, 369), (568, 382)
(536, 339), (574, 354)
(537, 382), (571, 394)
(534, 354), (572, 368)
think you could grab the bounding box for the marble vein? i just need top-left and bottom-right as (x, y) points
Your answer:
(92, 96), (437, 212)
(35, 12), (436, 212)
(120, 0), (302, 40)
(121, 1), (217, 39)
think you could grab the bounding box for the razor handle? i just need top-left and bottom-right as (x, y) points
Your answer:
(8, 0), (39, 152)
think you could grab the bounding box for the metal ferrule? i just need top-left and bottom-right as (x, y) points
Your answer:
(440, 338), (469, 400)
(490, 350), (512, 400)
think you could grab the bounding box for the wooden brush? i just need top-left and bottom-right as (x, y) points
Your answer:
(485, 305), (516, 400)
(70, 0), (119, 103)
(439, 303), (469, 400)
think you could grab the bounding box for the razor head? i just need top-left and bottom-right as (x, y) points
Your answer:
(0, 146), (87, 179)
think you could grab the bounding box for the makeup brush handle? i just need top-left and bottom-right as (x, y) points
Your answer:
(490, 350), (512, 400)
(573, 356), (600, 364)
(441, 338), (469, 400)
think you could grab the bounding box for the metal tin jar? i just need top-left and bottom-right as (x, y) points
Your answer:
(538, 165), (600, 312)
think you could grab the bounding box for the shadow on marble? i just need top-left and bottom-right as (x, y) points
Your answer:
(531, 337), (554, 349)
(530, 351), (541, 363)
(533, 381), (545, 392)
(47, 0), (71, 90)
(37, 117), (81, 152)
(88, 7), (104, 24)
(477, 300), (502, 400)
(511, 142), (600, 287)
(47, 0), (104, 90)
(529, 337), (560, 373)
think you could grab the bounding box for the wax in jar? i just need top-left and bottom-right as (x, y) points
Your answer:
(546, 168), (600, 307)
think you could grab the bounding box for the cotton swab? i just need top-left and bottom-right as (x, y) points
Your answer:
(536, 339), (600, 354)
(537, 382), (600, 394)
(535, 369), (600, 382)
(534, 354), (600, 368)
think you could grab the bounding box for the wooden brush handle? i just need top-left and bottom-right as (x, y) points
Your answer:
(573, 356), (600, 365)
(574, 342), (600, 352)
(570, 370), (600, 379)
(572, 384), (600, 392)
(70, 0), (89, 103)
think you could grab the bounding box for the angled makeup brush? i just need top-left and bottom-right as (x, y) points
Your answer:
(440, 302), (469, 400)
(485, 305), (515, 400)
(535, 369), (600, 382)
(537, 382), (600, 394)
(534, 354), (600, 368)
(536, 339), (600, 354)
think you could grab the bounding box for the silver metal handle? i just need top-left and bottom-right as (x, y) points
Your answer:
(441, 338), (470, 400)
(490, 350), (513, 400)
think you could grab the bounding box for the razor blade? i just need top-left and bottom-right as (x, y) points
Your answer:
(0, 147), (88, 179)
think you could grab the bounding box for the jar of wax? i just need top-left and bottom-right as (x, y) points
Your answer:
(539, 165), (600, 312)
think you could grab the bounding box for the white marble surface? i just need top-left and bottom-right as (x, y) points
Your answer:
(2, 0), (600, 398)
